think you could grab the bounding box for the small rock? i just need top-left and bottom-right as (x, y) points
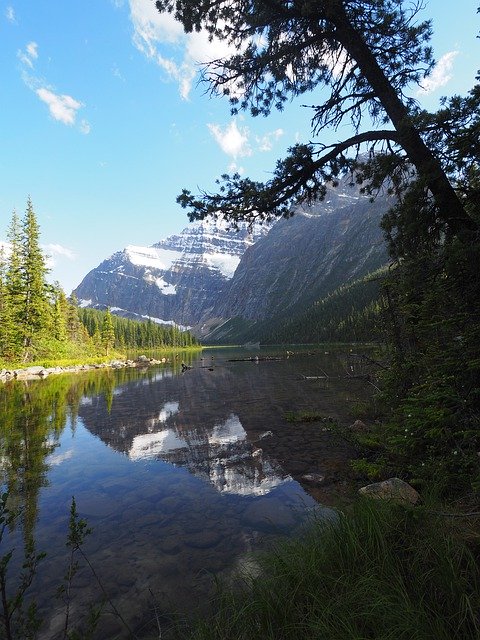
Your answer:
(358, 477), (421, 505)
(258, 430), (273, 440)
(350, 419), (368, 431)
(301, 473), (325, 484)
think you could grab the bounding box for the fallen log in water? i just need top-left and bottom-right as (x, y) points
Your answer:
(227, 356), (283, 362)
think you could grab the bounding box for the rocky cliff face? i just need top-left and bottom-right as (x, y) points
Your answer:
(73, 219), (270, 327)
(73, 180), (391, 336)
(216, 183), (390, 324)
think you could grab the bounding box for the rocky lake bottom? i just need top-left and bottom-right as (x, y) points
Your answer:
(0, 346), (373, 638)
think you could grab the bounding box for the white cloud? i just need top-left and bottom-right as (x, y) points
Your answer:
(17, 40), (88, 131)
(208, 120), (252, 159)
(44, 244), (76, 259)
(17, 41), (38, 69)
(128, 0), (240, 99)
(130, 0), (183, 51)
(228, 161), (245, 175)
(5, 6), (16, 23)
(112, 63), (125, 81)
(256, 128), (284, 152)
(26, 42), (38, 60)
(36, 88), (83, 125)
(418, 51), (459, 95)
(43, 244), (76, 268)
(79, 119), (91, 134)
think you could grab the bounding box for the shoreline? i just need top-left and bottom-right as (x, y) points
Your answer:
(0, 354), (169, 383)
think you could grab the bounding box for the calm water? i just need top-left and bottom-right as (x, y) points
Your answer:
(0, 346), (373, 639)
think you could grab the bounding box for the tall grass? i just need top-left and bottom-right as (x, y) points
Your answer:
(182, 499), (480, 640)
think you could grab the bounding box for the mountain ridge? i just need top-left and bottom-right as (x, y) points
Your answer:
(73, 180), (391, 341)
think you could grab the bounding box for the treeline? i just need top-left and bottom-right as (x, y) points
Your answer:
(262, 269), (387, 344)
(0, 200), (198, 364)
(78, 307), (198, 350)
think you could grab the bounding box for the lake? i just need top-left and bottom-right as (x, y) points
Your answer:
(0, 346), (374, 639)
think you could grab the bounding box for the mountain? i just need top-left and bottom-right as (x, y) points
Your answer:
(73, 180), (392, 341)
(73, 219), (270, 327)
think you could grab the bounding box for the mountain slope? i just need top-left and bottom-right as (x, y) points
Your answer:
(73, 181), (392, 342)
(73, 220), (270, 327)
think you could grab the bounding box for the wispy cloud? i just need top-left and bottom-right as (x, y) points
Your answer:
(79, 119), (91, 135)
(112, 63), (125, 81)
(27, 42), (38, 60)
(228, 161), (245, 175)
(256, 128), (284, 152)
(43, 244), (76, 269)
(5, 6), (16, 23)
(208, 120), (284, 160)
(208, 120), (252, 159)
(418, 51), (459, 95)
(43, 243), (76, 259)
(17, 41), (89, 132)
(128, 0), (238, 99)
(17, 41), (38, 68)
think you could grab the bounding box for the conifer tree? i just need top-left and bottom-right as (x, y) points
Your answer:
(66, 294), (82, 341)
(101, 308), (115, 356)
(0, 247), (18, 360)
(5, 210), (24, 359)
(156, 0), (476, 237)
(51, 283), (68, 342)
(18, 199), (50, 357)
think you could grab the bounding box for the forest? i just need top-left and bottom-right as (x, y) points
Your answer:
(0, 201), (198, 366)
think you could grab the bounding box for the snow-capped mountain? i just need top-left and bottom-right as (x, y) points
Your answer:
(73, 178), (391, 336)
(73, 219), (271, 327)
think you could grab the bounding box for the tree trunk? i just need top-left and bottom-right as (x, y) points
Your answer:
(330, 3), (477, 235)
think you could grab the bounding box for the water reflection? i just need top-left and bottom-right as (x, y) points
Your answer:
(128, 411), (289, 496)
(0, 348), (373, 639)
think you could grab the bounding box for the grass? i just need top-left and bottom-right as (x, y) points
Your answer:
(180, 498), (480, 640)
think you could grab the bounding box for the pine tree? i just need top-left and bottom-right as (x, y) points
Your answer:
(101, 308), (115, 356)
(0, 246), (18, 360)
(5, 210), (24, 359)
(51, 282), (68, 342)
(66, 294), (82, 341)
(18, 199), (50, 358)
(156, 1), (476, 237)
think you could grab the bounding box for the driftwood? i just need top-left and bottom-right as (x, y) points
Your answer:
(349, 353), (389, 370)
(227, 356), (283, 362)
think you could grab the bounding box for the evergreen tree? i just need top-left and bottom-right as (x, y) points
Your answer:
(66, 294), (82, 341)
(101, 308), (115, 356)
(156, 0), (476, 237)
(5, 210), (24, 359)
(51, 282), (68, 342)
(18, 198), (50, 357)
(0, 246), (18, 360)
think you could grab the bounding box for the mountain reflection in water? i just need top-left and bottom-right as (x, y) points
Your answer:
(0, 347), (372, 639)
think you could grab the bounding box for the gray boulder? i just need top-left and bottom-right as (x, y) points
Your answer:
(358, 477), (421, 505)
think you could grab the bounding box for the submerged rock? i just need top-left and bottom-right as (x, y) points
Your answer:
(301, 473), (325, 484)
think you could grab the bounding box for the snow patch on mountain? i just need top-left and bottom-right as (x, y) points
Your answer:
(109, 307), (190, 330)
(155, 277), (177, 295)
(126, 245), (182, 270)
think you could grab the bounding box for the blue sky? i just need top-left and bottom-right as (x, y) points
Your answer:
(1, 0), (478, 294)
